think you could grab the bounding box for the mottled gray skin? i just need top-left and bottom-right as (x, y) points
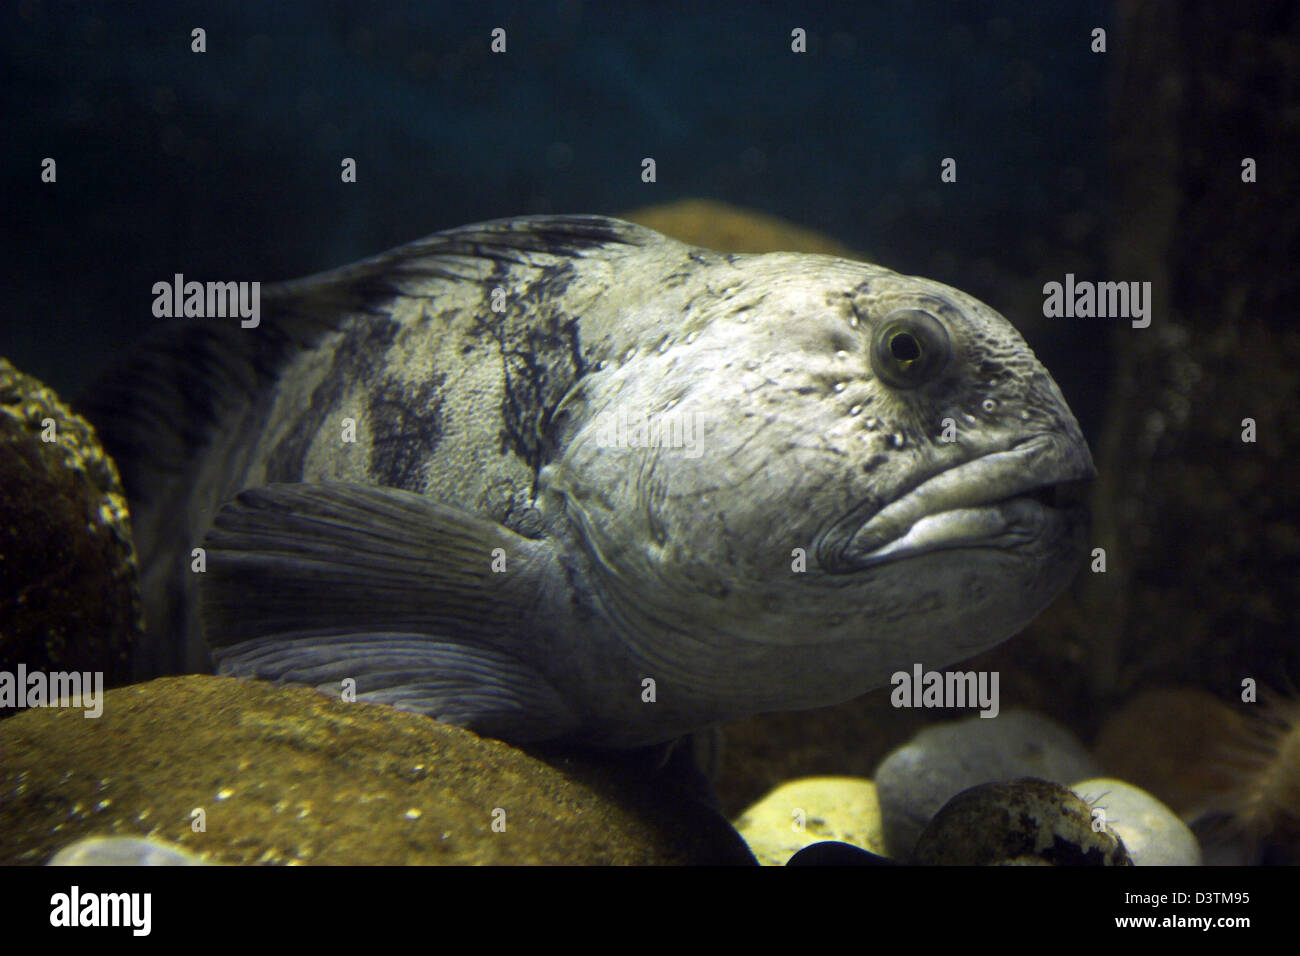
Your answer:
(86, 216), (1093, 748)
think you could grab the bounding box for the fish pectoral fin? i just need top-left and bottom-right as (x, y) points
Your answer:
(198, 482), (579, 741)
(213, 630), (580, 744)
(199, 481), (560, 647)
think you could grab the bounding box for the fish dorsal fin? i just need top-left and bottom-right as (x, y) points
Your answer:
(266, 214), (657, 309)
(75, 215), (657, 506)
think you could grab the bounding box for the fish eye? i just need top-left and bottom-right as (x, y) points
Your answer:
(870, 308), (951, 389)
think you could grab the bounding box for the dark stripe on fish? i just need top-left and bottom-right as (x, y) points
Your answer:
(264, 317), (401, 483)
(368, 371), (446, 492)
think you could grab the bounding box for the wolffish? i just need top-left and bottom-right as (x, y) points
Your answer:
(80, 215), (1095, 749)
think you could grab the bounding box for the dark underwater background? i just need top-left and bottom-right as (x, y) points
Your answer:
(1, 0), (1297, 867)
(3, 0), (1111, 432)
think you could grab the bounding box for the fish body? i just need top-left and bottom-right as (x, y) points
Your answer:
(81, 216), (1094, 748)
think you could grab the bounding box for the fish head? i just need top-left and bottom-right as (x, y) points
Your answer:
(539, 252), (1095, 710)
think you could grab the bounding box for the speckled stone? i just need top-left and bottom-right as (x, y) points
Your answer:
(1071, 778), (1201, 866)
(912, 778), (1132, 866)
(0, 358), (139, 698)
(874, 709), (1101, 859)
(0, 675), (755, 865)
(733, 776), (886, 866)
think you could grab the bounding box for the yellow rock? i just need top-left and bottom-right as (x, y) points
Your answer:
(732, 776), (885, 866)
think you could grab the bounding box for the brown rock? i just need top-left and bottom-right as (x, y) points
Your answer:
(621, 198), (864, 258)
(1093, 688), (1248, 818)
(0, 675), (754, 865)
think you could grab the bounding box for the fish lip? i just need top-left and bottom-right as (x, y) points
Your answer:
(827, 434), (1095, 572)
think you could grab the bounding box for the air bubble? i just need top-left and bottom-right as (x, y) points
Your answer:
(982, 398), (998, 413)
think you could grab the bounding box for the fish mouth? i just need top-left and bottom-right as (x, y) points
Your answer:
(823, 434), (1095, 572)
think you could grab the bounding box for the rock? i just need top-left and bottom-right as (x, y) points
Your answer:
(732, 776), (885, 866)
(48, 835), (210, 866)
(1093, 688), (1247, 818)
(1071, 778), (1200, 866)
(1094, 688), (1300, 864)
(874, 710), (1101, 859)
(621, 199), (864, 258)
(0, 358), (139, 702)
(785, 841), (897, 866)
(0, 675), (754, 865)
(912, 779), (1132, 866)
